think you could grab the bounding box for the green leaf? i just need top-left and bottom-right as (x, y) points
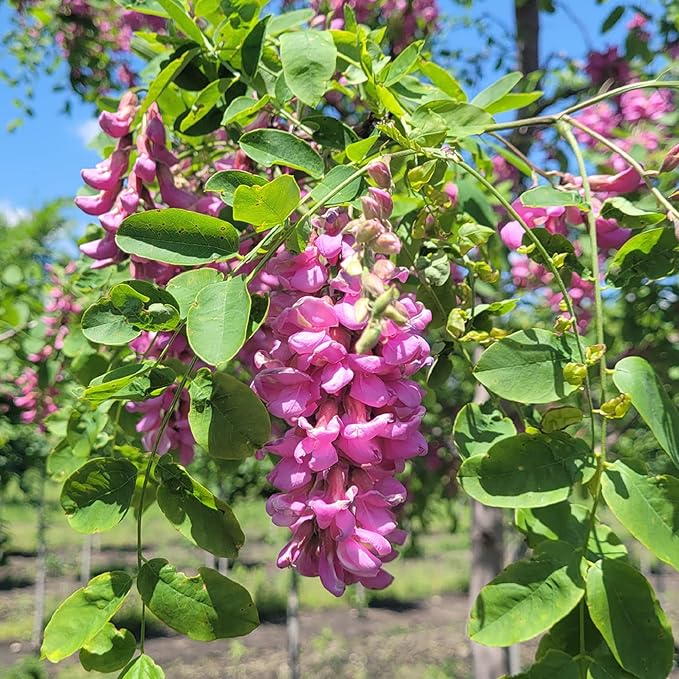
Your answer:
(109, 280), (180, 333)
(587, 657), (638, 679)
(241, 16), (269, 79)
(188, 369), (271, 459)
(383, 41), (422, 86)
(166, 268), (224, 319)
(205, 170), (267, 206)
(117, 208), (239, 266)
(453, 404), (516, 459)
(179, 78), (232, 132)
(516, 502), (627, 561)
(520, 185), (588, 209)
(541, 406), (583, 433)
(414, 101), (493, 138)
(280, 30), (337, 107)
(507, 650), (580, 679)
(156, 0), (207, 46)
(246, 293), (269, 340)
(233, 174), (300, 229)
(308, 164), (363, 206)
(602, 460), (679, 570)
(602, 5), (625, 33)
(239, 129), (325, 178)
(61, 458), (138, 534)
(474, 328), (581, 404)
(586, 560), (674, 679)
(302, 114), (358, 150)
(471, 71), (522, 110)
(608, 227), (678, 287)
(459, 432), (594, 508)
(345, 135), (380, 164)
(186, 277), (251, 366)
(137, 558), (259, 640)
(156, 458), (244, 558)
(599, 196), (665, 228)
(267, 9), (314, 36)
(486, 91), (542, 115)
(83, 364), (176, 404)
(469, 542), (585, 646)
(140, 47), (200, 116)
(118, 654), (165, 678)
(419, 60), (466, 101)
(221, 95), (271, 126)
(612, 356), (679, 469)
(79, 623), (135, 673)
(42, 571), (133, 662)
(82, 301), (142, 346)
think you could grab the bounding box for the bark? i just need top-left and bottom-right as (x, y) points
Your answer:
(514, 0), (540, 76)
(32, 468), (47, 651)
(470, 502), (509, 679)
(512, 0), (542, 156)
(287, 569), (300, 679)
(81, 534), (92, 585)
(468, 367), (511, 678)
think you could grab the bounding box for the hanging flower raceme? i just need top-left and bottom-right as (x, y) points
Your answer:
(76, 93), (223, 281)
(126, 332), (197, 466)
(247, 176), (432, 596)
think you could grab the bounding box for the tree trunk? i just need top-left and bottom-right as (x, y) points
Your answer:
(512, 0), (541, 156)
(468, 368), (510, 678)
(470, 502), (509, 679)
(287, 569), (300, 679)
(514, 0), (540, 76)
(81, 534), (92, 585)
(32, 468), (47, 651)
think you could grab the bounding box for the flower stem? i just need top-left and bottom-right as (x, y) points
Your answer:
(561, 114), (679, 222)
(447, 152), (597, 438)
(136, 354), (198, 652)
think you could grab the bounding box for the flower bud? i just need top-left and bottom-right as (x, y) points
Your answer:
(355, 321), (382, 353)
(361, 188), (393, 220)
(367, 160), (392, 188)
(660, 143), (679, 173)
(372, 287), (398, 317)
(554, 315), (574, 333)
(383, 304), (409, 325)
(372, 232), (402, 255)
(599, 393), (631, 419)
(586, 343), (606, 365)
(361, 271), (385, 297)
(444, 182), (459, 207)
(445, 308), (466, 338)
(354, 218), (385, 244)
(341, 254), (363, 276)
(563, 362), (587, 386)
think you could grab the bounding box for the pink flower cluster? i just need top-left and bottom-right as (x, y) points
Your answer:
(126, 332), (197, 465)
(499, 166), (643, 328)
(15, 369), (59, 429)
(77, 93), (221, 277)
(248, 188), (431, 596)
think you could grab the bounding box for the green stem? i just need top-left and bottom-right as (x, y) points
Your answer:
(562, 114), (679, 222)
(483, 80), (679, 133)
(448, 153), (597, 434)
(241, 149), (416, 283)
(136, 354), (198, 652)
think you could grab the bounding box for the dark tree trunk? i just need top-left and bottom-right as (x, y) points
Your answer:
(32, 468), (47, 651)
(512, 0), (541, 156)
(515, 0), (540, 76)
(468, 372), (511, 678)
(287, 569), (300, 679)
(470, 502), (509, 679)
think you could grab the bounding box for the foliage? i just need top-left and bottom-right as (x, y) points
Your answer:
(2, 1), (679, 677)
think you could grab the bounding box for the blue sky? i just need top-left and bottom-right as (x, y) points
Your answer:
(0, 0), (633, 229)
